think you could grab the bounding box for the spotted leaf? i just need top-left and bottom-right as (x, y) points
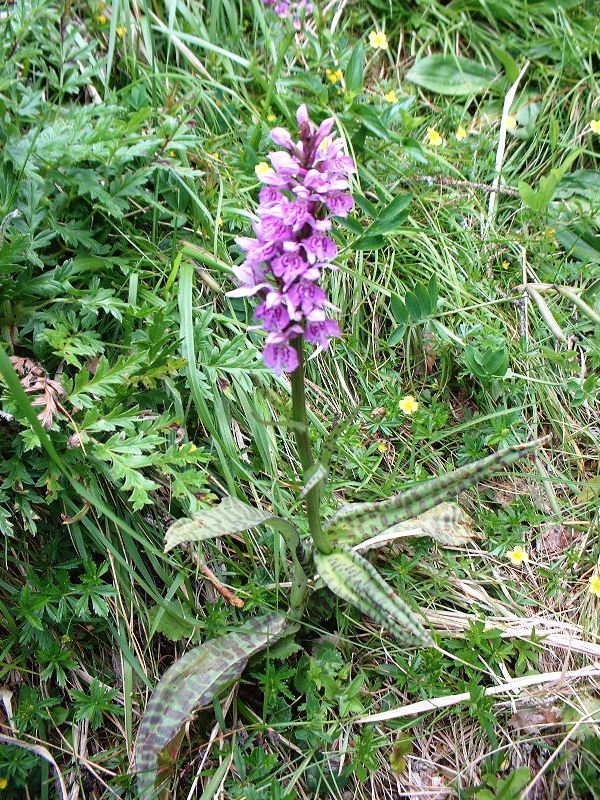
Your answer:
(325, 437), (549, 543)
(135, 612), (289, 796)
(165, 496), (295, 552)
(315, 546), (432, 645)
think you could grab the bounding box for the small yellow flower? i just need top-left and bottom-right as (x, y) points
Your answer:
(545, 227), (556, 239)
(588, 574), (600, 597)
(168, 150), (176, 157)
(369, 31), (388, 49)
(116, 25), (127, 38)
(217, 216), (223, 226)
(399, 395), (419, 415)
(590, 119), (600, 134)
(326, 68), (343, 84)
(97, 13), (107, 24)
(255, 161), (274, 177)
(505, 114), (518, 130)
(377, 442), (387, 453)
(501, 260), (510, 269)
(0, 779), (7, 790)
(266, 113), (276, 123)
(455, 125), (467, 141)
(384, 90), (398, 103)
(426, 127), (443, 147)
(506, 545), (528, 566)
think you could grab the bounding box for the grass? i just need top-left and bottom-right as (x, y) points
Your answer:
(1, 0), (600, 797)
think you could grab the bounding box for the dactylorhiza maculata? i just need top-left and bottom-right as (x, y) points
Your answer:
(227, 105), (355, 374)
(263, 0), (313, 29)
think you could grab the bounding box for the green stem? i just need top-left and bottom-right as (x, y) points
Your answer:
(290, 339), (332, 555)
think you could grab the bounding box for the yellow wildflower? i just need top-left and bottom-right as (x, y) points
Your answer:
(97, 13), (107, 24)
(168, 150), (176, 157)
(377, 442), (387, 453)
(255, 161), (274, 177)
(589, 574), (600, 597)
(426, 127), (443, 147)
(455, 126), (467, 141)
(505, 114), (518, 130)
(369, 31), (388, 49)
(501, 260), (510, 269)
(506, 545), (528, 566)
(384, 90), (398, 103)
(116, 26), (127, 38)
(326, 68), (343, 84)
(399, 395), (419, 415)
(545, 227), (556, 239)
(266, 113), (276, 123)
(590, 119), (600, 134)
(0, 779), (7, 790)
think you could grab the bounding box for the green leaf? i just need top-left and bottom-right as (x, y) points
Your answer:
(489, 45), (519, 82)
(404, 289), (424, 321)
(369, 193), (412, 235)
(345, 41), (364, 94)
(325, 438), (549, 542)
(406, 55), (497, 96)
(135, 612), (289, 796)
(315, 546), (432, 645)
(351, 104), (391, 141)
(164, 496), (291, 552)
(351, 233), (387, 251)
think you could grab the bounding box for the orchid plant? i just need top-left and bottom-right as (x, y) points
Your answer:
(134, 107), (547, 797)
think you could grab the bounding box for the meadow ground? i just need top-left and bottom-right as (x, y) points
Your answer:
(1, 0), (600, 797)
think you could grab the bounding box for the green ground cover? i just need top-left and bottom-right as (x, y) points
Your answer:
(1, 0), (600, 797)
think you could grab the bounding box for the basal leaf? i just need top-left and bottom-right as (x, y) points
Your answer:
(325, 437), (549, 542)
(352, 502), (477, 549)
(135, 612), (289, 796)
(406, 55), (497, 96)
(315, 547), (431, 645)
(165, 496), (289, 552)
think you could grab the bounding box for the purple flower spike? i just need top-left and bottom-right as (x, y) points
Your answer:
(227, 105), (355, 373)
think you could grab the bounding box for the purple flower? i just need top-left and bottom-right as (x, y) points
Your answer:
(302, 232), (337, 264)
(304, 315), (340, 348)
(325, 191), (354, 217)
(227, 104), (354, 372)
(266, 0), (313, 29)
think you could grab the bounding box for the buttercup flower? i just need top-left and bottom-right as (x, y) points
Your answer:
(590, 119), (600, 134)
(0, 779), (7, 790)
(506, 545), (528, 566)
(384, 90), (398, 103)
(369, 31), (388, 49)
(426, 128), (443, 147)
(116, 25), (127, 38)
(455, 126), (467, 141)
(505, 115), (517, 130)
(228, 105), (355, 374)
(399, 395), (419, 415)
(326, 68), (343, 85)
(97, 13), (107, 23)
(263, 0), (313, 29)
(589, 574), (600, 597)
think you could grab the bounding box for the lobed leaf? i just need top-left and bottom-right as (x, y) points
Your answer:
(325, 437), (549, 543)
(135, 612), (289, 797)
(315, 546), (432, 645)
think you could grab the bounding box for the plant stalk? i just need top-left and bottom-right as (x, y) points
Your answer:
(290, 339), (331, 555)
